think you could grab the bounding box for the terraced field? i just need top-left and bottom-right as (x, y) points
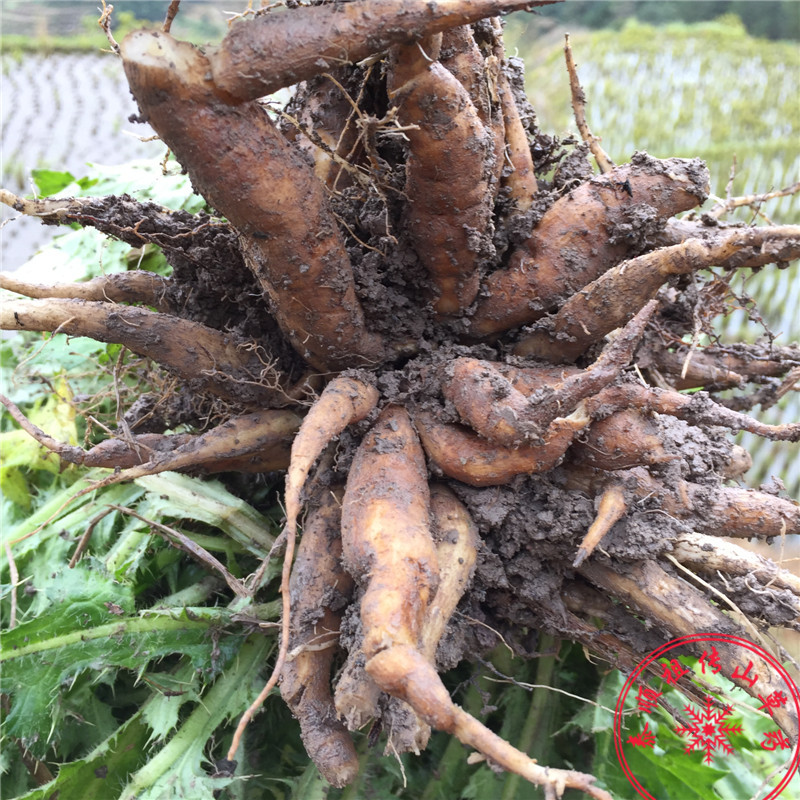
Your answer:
(1, 51), (163, 269)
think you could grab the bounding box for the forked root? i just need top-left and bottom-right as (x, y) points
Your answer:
(414, 409), (585, 486)
(388, 34), (496, 315)
(445, 300), (656, 446)
(514, 225), (800, 361)
(121, 30), (384, 371)
(334, 483), (480, 748)
(368, 645), (612, 799)
(341, 406), (610, 797)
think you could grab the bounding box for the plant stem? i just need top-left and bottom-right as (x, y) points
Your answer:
(500, 634), (558, 800)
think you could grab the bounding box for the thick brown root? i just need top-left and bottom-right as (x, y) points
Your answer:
(280, 488), (358, 789)
(579, 559), (799, 739)
(283, 375), (379, 546)
(414, 410), (585, 487)
(514, 225), (800, 361)
(285, 71), (363, 191)
(423, 485), (480, 662)
(121, 31), (383, 371)
(341, 405), (438, 658)
(0, 394), (298, 476)
(638, 341), (800, 392)
(585, 383), (800, 442)
(469, 154), (709, 337)
(0, 189), (238, 282)
(0, 298), (287, 406)
(445, 300), (656, 446)
(496, 67), (538, 209)
(388, 36), (496, 314)
(565, 465), (800, 538)
(671, 531), (800, 600)
(207, 0), (560, 102)
(568, 409), (674, 471)
(0, 270), (172, 312)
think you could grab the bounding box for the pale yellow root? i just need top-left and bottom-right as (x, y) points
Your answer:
(284, 375), (379, 542)
(340, 406), (611, 797)
(228, 375), (378, 764)
(572, 483), (627, 568)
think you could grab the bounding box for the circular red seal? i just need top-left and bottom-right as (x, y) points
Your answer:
(613, 634), (800, 799)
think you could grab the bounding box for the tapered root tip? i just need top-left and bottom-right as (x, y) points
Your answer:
(572, 547), (589, 569)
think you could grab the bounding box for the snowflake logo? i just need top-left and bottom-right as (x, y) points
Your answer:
(674, 695), (742, 764)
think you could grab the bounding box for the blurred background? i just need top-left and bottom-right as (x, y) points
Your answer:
(1, 0), (798, 492)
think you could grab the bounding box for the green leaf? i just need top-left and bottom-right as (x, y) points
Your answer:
(13, 710), (153, 800)
(0, 562), (241, 757)
(31, 168), (76, 196)
(136, 472), (277, 558)
(120, 634), (272, 800)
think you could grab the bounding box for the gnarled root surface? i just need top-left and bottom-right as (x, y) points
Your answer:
(2, 1), (799, 795)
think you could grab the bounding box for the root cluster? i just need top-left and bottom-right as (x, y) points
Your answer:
(2, 1), (799, 796)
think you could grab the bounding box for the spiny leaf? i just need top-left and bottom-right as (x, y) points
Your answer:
(12, 711), (153, 800)
(120, 634), (272, 800)
(0, 563), (242, 757)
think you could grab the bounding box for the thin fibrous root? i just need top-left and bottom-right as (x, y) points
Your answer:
(0, 392), (300, 478)
(1, 269), (173, 312)
(445, 300), (657, 446)
(120, 31), (383, 371)
(469, 154), (709, 338)
(341, 406), (610, 797)
(206, 0), (561, 103)
(387, 34), (496, 315)
(564, 34), (614, 174)
(0, 297), (287, 406)
(579, 559), (799, 740)
(514, 224), (800, 361)
(572, 483), (627, 567)
(279, 486), (358, 789)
